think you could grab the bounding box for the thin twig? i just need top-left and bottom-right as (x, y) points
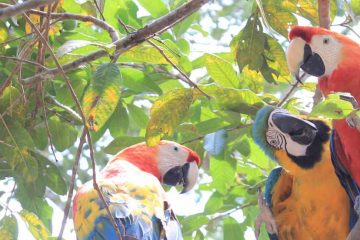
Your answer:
(0, 55), (48, 69)
(20, 0), (211, 84)
(58, 129), (87, 240)
(93, 0), (105, 21)
(0, 0), (56, 20)
(20, 10), (123, 240)
(0, 40), (37, 96)
(181, 123), (253, 145)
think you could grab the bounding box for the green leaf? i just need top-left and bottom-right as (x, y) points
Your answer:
(48, 116), (78, 151)
(15, 154), (38, 183)
(146, 88), (193, 146)
(210, 151), (236, 195)
(234, 17), (266, 73)
(351, 0), (360, 15)
(30, 124), (48, 150)
(173, 12), (198, 37)
(0, 215), (18, 240)
(35, 152), (67, 195)
(223, 217), (244, 240)
(204, 192), (225, 214)
(0, 21), (8, 42)
(263, 4), (297, 38)
(56, 40), (109, 58)
(20, 210), (50, 240)
(104, 136), (144, 154)
(56, 78), (87, 107)
(127, 104), (149, 128)
(109, 103), (129, 138)
(122, 67), (162, 94)
(0, 118), (38, 182)
(120, 44), (179, 65)
(0, 86), (26, 121)
(137, 0), (168, 17)
(181, 214), (209, 235)
(204, 54), (238, 88)
(280, 0), (318, 24)
(310, 94), (354, 119)
(83, 63), (122, 131)
(202, 84), (264, 116)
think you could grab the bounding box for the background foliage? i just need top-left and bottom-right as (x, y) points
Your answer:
(0, 0), (359, 239)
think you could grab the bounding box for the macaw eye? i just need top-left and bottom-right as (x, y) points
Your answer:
(323, 38), (329, 44)
(174, 146), (178, 151)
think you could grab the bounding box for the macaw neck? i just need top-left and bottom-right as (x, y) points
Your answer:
(275, 145), (334, 180)
(319, 46), (360, 102)
(108, 146), (161, 181)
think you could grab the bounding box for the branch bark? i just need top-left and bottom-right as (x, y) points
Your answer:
(20, 0), (210, 84)
(313, 0), (330, 106)
(0, 0), (56, 20)
(318, 0), (330, 29)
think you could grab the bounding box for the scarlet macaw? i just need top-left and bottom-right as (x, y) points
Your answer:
(253, 106), (351, 239)
(72, 140), (201, 240)
(286, 26), (360, 201)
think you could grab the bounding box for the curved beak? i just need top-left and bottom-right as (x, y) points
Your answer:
(163, 161), (199, 194)
(287, 37), (307, 77)
(272, 111), (317, 145)
(287, 37), (325, 81)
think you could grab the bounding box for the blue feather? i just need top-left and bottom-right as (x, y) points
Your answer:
(252, 106), (278, 162)
(330, 130), (359, 229)
(264, 167), (283, 209)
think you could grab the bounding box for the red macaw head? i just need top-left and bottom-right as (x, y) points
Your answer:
(109, 140), (201, 193)
(287, 26), (359, 81)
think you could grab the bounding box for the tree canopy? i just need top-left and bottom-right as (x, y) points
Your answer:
(0, 0), (359, 239)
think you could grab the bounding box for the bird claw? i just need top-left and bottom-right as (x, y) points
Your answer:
(254, 188), (278, 240)
(346, 111), (360, 132)
(354, 195), (360, 216)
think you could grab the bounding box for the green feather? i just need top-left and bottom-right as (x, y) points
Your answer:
(252, 106), (278, 162)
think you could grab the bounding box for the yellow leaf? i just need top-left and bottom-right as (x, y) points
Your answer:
(20, 210), (50, 240)
(82, 63), (122, 131)
(146, 88), (193, 146)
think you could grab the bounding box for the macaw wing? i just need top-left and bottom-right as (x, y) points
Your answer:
(264, 167), (293, 240)
(330, 130), (359, 228)
(74, 172), (167, 240)
(162, 204), (183, 240)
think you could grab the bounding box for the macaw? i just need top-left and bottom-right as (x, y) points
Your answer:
(72, 140), (201, 240)
(286, 26), (360, 199)
(253, 106), (352, 240)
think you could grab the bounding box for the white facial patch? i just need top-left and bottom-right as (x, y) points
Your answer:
(157, 142), (189, 179)
(266, 109), (310, 157)
(310, 35), (342, 77)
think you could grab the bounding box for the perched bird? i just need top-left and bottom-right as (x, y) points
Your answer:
(286, 26), (360, 197)
(73, 140), (201, 240)
(253, 106), (351, 240)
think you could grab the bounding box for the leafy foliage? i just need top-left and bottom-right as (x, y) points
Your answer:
(0, 0), (357, 239)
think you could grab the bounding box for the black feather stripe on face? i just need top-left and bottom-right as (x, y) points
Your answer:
(288, 120), (330, 169)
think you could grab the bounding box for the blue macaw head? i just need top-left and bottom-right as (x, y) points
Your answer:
(253, 106), (330, 169)
(252, 106), (278, 161)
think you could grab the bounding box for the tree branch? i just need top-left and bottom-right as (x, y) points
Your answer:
(20, 0), (211, 84)
(0, 0), (56, 20)
(318, 0), (330, 29)
(0, 4), (120, 44)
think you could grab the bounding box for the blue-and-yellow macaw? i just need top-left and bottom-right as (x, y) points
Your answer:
(72, 140), (201, 240)
(253, 106), (352, 240)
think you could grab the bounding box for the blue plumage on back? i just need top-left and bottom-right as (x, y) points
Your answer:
(264, 167), (283, 209)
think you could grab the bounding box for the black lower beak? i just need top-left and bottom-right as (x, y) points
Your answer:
(300, 44), (325, 77)
(163, 163), (190, 189)
(272, 112), (317, 145)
